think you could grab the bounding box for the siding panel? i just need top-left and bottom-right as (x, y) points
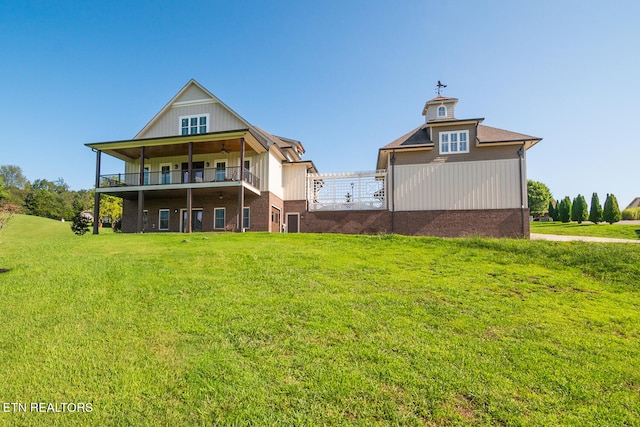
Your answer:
(394, 159), (521, 211)
(138, 103), (247, 139)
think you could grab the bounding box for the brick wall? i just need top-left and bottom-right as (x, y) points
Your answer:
(122, 195), (528, 238)
(287, 202), (528, 238)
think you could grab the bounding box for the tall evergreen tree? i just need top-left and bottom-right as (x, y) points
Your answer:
(571, 194), (588, 224)
(559, 196), (572, 223)
(603, 193), (622, 224)
(588, 193), (603, 224)
(547, 200), (556, 220)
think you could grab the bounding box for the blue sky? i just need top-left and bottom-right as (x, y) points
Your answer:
(1, 1), (638, 207)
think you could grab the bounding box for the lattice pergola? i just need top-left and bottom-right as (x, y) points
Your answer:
(307, 171), (386, 211)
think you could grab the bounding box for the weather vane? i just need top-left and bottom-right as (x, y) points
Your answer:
(436, 80), (447, 96)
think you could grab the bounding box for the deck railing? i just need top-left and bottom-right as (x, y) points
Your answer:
(307, 170), (386, 211)
(99, 166), (259, 189)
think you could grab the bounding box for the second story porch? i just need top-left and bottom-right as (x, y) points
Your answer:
(87, 129), (267, 197)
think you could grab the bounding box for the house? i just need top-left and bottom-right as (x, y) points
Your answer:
(372, 94), (542, 237)
(86, 79), (317, 234)
(625, 197), (640, 210)
(87, 80), (541, 238)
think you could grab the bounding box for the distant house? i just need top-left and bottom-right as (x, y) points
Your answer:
(625, 197), (640, 210)
(86, 81), (541, 238)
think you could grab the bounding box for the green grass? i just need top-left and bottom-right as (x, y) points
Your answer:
(531, 221), (640, 240)
(1, 214), (639, 426)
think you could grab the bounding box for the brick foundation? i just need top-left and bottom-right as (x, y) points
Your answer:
(121, 195), (528, 238)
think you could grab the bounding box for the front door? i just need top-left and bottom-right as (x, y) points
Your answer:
(181, 209), (203, 232)
(286, 213), (299, 233)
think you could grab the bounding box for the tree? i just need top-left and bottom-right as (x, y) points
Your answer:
(0, 176), (8, 202)
(0, 165), (28, 189)
(547, 200), (556, 221)
(603, 193), (621, 224)
(0, 164), (29, 207)
(71, 212), (90, 236)
(99, 194), (123, 225)
(558, 196), (572, 223)
(550, 199), (561, 221)
(571, 194), (588, 224)
(588, 193), (603, 224)
(527, 180), (552, 217)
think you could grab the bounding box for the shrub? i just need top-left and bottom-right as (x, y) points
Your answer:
(71, 212), (90, 236)
(558, 196), (572, 223)
(589, 193), (603, 224)
(571, 194), (588, 224)
(603, 194), (622, 224)
(622, 208), (640, 220)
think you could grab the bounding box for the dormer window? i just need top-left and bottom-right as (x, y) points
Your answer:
(180, 114), (209, 135)
(437, 105), (447, 118)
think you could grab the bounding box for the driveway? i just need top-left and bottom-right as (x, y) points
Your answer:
(530, 234), (640, 244)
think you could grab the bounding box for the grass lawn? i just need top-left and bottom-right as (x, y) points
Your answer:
(1, 214), (639, 426)
(531, 221), (640, 240)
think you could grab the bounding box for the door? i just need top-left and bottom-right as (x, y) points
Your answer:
(181, 209), (203, 232)
(215, 161), (227, 181)
(181, 162), (205, 183)
(286, 213), (299, 233)
(160, 164), (171, 184)
(270, 206), (281, 233)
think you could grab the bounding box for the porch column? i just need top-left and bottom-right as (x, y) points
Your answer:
(137, 146), (145, 233)
(237, 137), (245, 231)
(186, 141), (193, 233)
(92, 150), (101, 234)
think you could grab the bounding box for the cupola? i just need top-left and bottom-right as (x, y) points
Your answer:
(422, 81), (458, 123)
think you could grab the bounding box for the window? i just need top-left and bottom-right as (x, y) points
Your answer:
(215, 161), (226, 181)
(159, 209), (170, 231)
(439, 130), (469, 154)
(160, 164), (171, 185)
(243, 207), (250, 229)
(180, 114), (209, 135)
(143, 167), (150, 185)
(214, 208), (225, 230)
(437, 105), (447, 118)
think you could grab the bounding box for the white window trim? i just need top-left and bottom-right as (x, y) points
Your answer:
(159, 209), (170, 231)
(214, 207), (226, 230)
(439, 130), (469, 154)
(437, 105), (447, 118)
(179, 113), (210, 135)
(160, 163), (172, 185)
(180, 208), (203, 232)
(214, 159), (227, 181)
(243, 207), (250, 230)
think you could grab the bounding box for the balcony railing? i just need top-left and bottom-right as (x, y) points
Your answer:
(99, 167), (259, 189)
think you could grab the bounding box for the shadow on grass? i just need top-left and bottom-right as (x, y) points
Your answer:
(635, 229), (640, 239)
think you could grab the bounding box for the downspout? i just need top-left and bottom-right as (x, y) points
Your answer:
(518, 144), (526, 238)
(390, 150), (396, 233)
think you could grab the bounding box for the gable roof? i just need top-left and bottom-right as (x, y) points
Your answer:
(380, 125), (433, 150)
(625, 197), (640, 210)
(134, 79), (251, 139)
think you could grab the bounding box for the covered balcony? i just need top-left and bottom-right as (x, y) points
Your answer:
(86, 129), (267, 233)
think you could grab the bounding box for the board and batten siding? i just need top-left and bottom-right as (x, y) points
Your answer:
(393, 159), (522, 211)
(282, 164), (308, 201)
(138, 103), (247, 139)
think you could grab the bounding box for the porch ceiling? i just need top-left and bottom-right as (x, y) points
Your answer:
(86, 130), (265, 161)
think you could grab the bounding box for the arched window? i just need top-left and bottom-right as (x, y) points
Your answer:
(437, 105), (447, 118)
